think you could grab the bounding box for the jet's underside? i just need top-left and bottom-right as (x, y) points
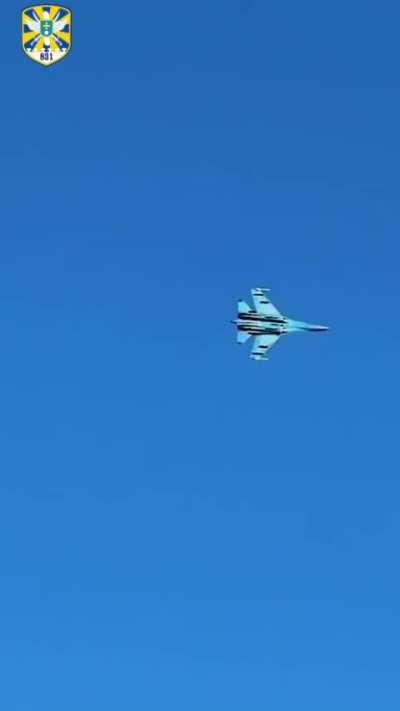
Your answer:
(234, 288), (328, 361)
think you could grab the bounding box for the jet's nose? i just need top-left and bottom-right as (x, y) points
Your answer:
(301, 323), (329, 331)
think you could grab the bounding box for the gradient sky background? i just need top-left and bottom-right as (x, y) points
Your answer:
(1, 1), (399, 709)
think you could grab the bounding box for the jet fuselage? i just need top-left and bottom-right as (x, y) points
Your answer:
(233, 311), (328, 335)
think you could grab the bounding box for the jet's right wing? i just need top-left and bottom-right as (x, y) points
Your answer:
(250, 333), (280, 360)
(251, 288), (283, 318)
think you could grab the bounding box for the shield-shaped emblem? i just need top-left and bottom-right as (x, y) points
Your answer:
(22, 5), (72, 66)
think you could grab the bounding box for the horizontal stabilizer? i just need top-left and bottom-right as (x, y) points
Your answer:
(238, 300), (251, 314)
(237, 330), (251, 345)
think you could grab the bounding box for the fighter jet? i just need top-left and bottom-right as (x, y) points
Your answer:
(233, 288), (328, 361)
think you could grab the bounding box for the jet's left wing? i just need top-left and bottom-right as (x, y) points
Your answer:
(250, 334), (280, 360)
(251, 288), (283, 318)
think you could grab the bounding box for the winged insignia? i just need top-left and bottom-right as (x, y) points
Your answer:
(22, 5), (72, 66)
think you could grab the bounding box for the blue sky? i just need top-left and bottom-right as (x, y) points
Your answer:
(1, 1), (400, 708)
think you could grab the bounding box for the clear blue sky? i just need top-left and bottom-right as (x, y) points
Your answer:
(2, 2), (399, 708)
